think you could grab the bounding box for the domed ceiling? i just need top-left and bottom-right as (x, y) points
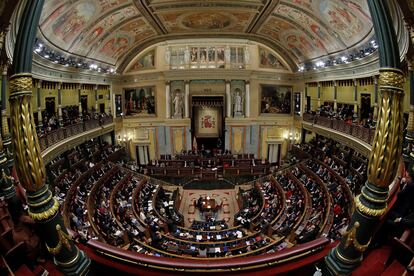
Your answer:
(37, 0), (373, 70)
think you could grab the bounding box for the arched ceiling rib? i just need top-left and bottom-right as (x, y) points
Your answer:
(37, 0), (373, 69)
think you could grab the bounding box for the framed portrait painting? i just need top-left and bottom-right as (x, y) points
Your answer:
(124, 86), (156, 116)
(260, 85), (292, 114)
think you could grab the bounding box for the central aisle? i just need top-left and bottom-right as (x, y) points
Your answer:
(179, 189), (240, 227)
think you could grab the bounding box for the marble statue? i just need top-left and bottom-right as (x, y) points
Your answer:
(233, 89), (243, 117)
(165, 47), (171, 64)
(173, 89), (183, 118)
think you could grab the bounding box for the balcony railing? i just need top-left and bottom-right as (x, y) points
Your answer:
(303, 113), (375, 145)
(38, 117), (114, 151)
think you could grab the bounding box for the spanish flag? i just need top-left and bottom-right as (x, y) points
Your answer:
(192, 136), (198, 151)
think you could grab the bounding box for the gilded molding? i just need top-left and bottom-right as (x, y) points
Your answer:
(378, 68), (404, 90)
(46, 224), (73, 255)
(9, 74), (46, 192)
(368, 69), (404, 187)
(1, 115), (10, 140)
(9, 74), (33, 94)
(407, 109), (414, 132)
(343, 222), (371, 252)
(1, 110), (10, 138)
(28, 198), (59, 221)
(355, 195), (387, 217)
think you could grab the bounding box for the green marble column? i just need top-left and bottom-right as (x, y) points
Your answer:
(325, 0), (404, 274)
(10, 0), (90, 274)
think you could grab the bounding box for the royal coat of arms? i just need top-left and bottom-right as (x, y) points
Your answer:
(201, 115), (216, 129)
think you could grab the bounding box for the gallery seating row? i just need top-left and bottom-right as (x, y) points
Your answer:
(303, 113), (374, 144)
(39, 116), (113, 151)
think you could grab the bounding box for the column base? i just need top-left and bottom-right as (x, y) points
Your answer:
(55, 249), (91, 276)
(26, 185), (91, 275)
(325, 247), (362, 275)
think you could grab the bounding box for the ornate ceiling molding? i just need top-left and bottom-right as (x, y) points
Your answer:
(246, 0), (279, 33)
(133, 0), (167, 34)
(31, 0), (374, 69)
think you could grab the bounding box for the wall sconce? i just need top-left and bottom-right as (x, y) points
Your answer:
(288, 132), (295, 142)
(284, 131), (297, 143)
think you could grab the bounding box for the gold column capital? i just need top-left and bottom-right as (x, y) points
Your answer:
(378, 68), (405, 90)
(9, 73), (33, 95)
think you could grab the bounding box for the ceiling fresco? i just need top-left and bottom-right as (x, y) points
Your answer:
(159, 11), (254, 33)
(37, 0), (373, 69)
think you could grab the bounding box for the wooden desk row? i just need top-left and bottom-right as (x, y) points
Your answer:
(147, 165), (270, 177)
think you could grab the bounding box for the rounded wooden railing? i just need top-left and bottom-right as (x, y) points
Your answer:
(303, 113), (375, 145)
(38, 116), (114, 151)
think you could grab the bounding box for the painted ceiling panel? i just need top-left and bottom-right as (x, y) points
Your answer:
(258, 0), (372, 61)
(158, 10), (255, 33)
(37, 0), (373, 67)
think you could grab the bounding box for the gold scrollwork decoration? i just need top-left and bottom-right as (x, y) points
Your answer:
(378, 69), (404, 90)
(28, 198), (59, 221)
(9, 74), (33, 94)
(343, 221), (371, 252)
(355, 195), (387, 217)
(46, 224), (73, 255)
(2, 108), (9, 132)
(2, 111), (9, 137)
